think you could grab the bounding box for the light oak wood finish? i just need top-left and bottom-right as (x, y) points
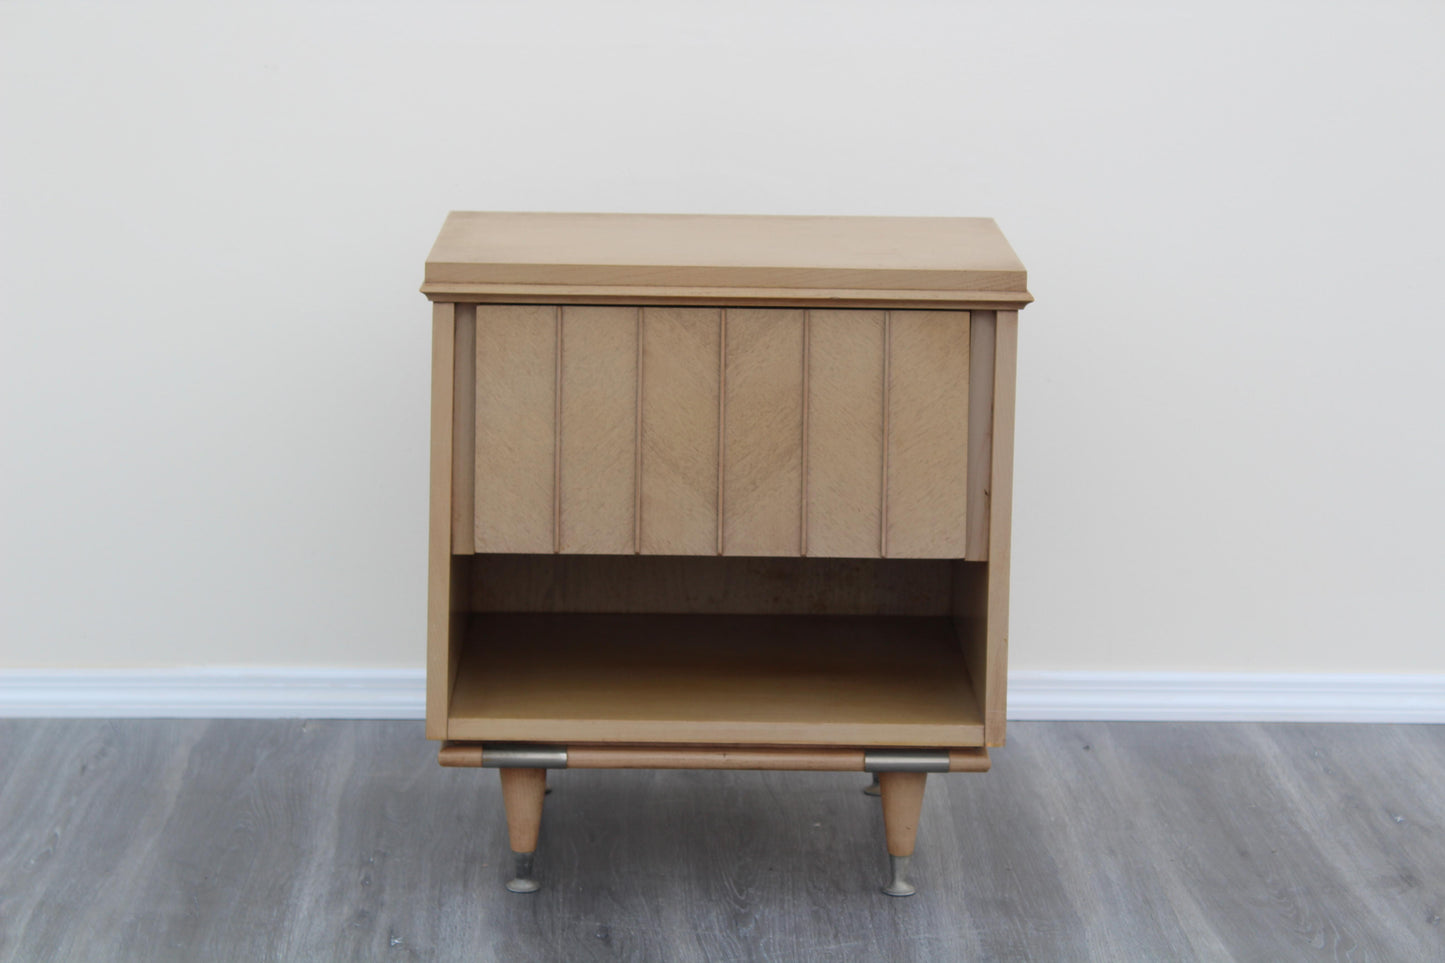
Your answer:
(885, 310), (970, 558)
(423, 284), (1032, 311)
(422, 212), (1030, 893)
(965, 310), (996, 560)
(424, 212), (1031, 306)
(639, 307), (721, 555)
(474, 304), (556, 554)
(805, 309), (887, 557)
(425, 302), (457, 741)
(983, 311), (1019, 746)
(499, 767), (547, 854)
(558, 306), (638, 554)
(450, 305), (476, 554)
(948, 748), (991, 773)
(447, 614), (984, 746)
(721, 308), (805, 556)
(879, 771), (928, 857)
(438, 744), (993, 773)
(467, 554), (954, 615)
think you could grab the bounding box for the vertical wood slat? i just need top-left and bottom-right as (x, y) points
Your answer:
(799, 311), (810, 556)
(639, 308), (721, 555)
(965, 311), (997, 560)
(426, 302), (456, 740)
(559, 306), (639, 554)
(450, 304), (476, 554)
(885, 310), (970, 558)
(553, 307), (562, 554)
(880, 311), (892, 558)
(634, 307), (644, 553)
(717, 310), (727, 555)
(475, 304), (556, 553)
(984, 310), (1019, 746)
(722, 308), (805, 556)
(804, 310), (887, 557)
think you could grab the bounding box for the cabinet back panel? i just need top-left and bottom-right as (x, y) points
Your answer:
(467, 554), (953, 616)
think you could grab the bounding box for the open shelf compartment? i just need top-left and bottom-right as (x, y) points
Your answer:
(449, 613), (982, 746)
(440, 555), (995, 748)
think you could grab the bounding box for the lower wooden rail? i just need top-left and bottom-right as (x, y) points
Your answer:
(438, 742), (989, 773)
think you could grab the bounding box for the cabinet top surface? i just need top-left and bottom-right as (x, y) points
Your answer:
(423, 212), (1030, 307)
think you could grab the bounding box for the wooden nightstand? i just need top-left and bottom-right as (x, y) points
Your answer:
(421, 212), (1030, 895)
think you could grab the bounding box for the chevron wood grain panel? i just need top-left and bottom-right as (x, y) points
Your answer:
(474, 304), (556, 553)
(722, 309), (805, 556)
(885, 310), (970, 558)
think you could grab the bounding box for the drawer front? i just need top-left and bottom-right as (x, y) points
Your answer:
(467, 305), (971, 558)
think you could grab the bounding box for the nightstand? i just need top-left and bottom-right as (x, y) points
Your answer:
(420, 212), (1029, 895)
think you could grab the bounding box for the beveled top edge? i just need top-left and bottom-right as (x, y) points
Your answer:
(424, 212), (1029, 297)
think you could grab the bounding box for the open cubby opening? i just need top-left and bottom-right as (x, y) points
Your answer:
(444, 554), (992, 747)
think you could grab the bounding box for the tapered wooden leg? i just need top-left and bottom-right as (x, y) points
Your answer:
(500, 768), (547, 893)
(878, 771), (927, 896)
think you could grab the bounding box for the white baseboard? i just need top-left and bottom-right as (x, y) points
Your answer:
(1006, 671), (1445, 723)
(1, 668), (1443, 723)
(0, 668), (426, 719)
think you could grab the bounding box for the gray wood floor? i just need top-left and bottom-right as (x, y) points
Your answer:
(1, 721), (1441, 962)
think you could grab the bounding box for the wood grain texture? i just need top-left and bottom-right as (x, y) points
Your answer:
(467, 554), (954, 616)
(886, 310), (970, 558)
(879, 771), (928, 856)
(639, 307), (721, 555)
(424, 212), (1031, 300)
(474, 304), (556, 553)
(4, 720), (1443, 961)
(447, 614), (985, 746)
(499, 768), (547, 853)
(806, 309), (886, 557)
(558, 306), (637, 554)
(952, 560), (991, 746)
(984, 311), (1018, 745)
(426, 303), (455, 740)
(965, 310), (995, 560)
(722, 308), (804, 556)
(449, 304), (476, 554)
(421, 283), (1034, 310)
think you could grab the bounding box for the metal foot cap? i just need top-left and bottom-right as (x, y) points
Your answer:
(883, 855), (916, 897)
(506, 852), (539, 894)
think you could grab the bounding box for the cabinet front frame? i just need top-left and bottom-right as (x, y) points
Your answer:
(426, 301), (1017, 746)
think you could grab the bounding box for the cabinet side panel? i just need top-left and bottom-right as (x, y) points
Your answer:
(886, 310), (970, 558)
(806, 309), (885, 557)
(475, 304), (557, 553)
(965, 311), (995, 560)
(426, 303), (456, 740)
(951, 560), (989, 743)
(723, 309), (804, 556)
(639, 307), (721, 555)
(559, 306), (638, 553)
(984, 310), (1018, 745)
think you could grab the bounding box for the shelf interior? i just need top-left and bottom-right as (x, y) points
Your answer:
(448, 613), (982, 747)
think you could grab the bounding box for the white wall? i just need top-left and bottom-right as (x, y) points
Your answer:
(3, 1), (1443, 673)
